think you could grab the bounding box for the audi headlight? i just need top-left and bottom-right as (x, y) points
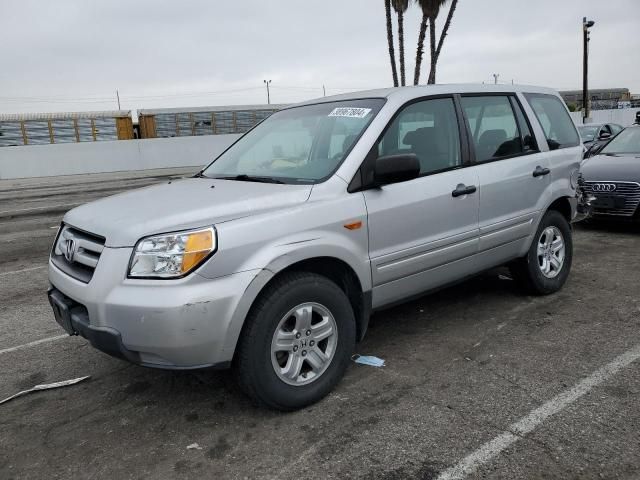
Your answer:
(128, 227), (216, 279)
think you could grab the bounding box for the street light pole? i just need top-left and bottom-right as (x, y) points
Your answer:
(582, 17), (595, 123)
(263, 79), (272, 105)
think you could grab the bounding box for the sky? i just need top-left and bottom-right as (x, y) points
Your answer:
(0, 0), (639, 115)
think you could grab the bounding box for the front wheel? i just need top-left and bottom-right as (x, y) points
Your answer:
(510, 210), (573, 295)
(235, 272), (356, 411)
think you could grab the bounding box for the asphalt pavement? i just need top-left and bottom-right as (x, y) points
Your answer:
(1, 168), (639, 480)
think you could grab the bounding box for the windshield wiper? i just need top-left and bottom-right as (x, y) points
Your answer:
(215, 174), (285, 184)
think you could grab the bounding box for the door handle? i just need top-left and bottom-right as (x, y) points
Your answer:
(532, 166), (551, 177)
(451, 183), (477, 197)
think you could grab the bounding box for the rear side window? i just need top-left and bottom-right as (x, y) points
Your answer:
(524, 93), (580, 150)
(460, 95), (525, 162)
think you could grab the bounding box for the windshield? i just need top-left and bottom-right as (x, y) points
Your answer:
(577, 125), (598, 142)
(600, 128), (640, 155)
(202, 99), (385, 184)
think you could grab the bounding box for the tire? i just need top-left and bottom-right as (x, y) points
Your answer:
(235, 271), (356, 411)
(510, 210), (573, 295)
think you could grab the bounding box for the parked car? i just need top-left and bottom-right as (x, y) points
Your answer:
(577, 123), (624, 158)
(48, 84), (583, 410)
(580, 125), (640, 220)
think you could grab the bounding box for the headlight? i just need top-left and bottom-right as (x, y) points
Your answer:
(128, 227), (216, 279)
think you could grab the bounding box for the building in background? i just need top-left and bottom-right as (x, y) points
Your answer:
(560, 88), (631, 111)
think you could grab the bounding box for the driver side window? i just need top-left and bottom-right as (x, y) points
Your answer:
(377, 97), (461, 175)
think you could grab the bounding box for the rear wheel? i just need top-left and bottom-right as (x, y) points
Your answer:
(235, 272), (355, 411)
(510, 210), (573, 295)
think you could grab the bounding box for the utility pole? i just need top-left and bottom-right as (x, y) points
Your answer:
(492, 73), (499, 85)
(116, 89), (121, 110)
(582, 17), (595, 123)
(322, 84), (326, 97)
(263, 79), (272, 105)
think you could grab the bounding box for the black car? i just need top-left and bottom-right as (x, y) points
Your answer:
(577, 123), (623, 158)
(580, 126), (640, 220)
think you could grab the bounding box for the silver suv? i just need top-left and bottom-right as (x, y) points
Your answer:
(48, 85), (583, 410)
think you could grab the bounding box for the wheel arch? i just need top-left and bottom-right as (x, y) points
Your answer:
(546, 196), (573, 223)
(223, 255), (372, 364)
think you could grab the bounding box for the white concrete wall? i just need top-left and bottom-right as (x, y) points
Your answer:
(570, 109), (638, 126)
(0, 134), (240, 180)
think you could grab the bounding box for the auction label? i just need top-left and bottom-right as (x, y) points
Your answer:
(328, 107), (372, 118)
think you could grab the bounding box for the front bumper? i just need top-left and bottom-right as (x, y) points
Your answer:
(48, 246), (260, 369)
(48, 288), (147, 365)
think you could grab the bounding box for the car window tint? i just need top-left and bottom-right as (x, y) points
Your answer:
(377, 97), (461, 174)
(524, 93), (580, 149)
(461, 96), (523, 162)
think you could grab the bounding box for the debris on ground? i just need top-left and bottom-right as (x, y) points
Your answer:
(352, 354), (385, 367)
(0, 376), (91, 405)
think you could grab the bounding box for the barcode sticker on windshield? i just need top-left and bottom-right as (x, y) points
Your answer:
(328, 107), (372, 119)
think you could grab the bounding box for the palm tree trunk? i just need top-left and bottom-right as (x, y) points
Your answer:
(385, 0), (399, 87)
(413, 15), (428, 85)
(435, 0), (458, 60)
(427, 16), (437, 84)
(427, 0), (459, 85)
(398, 10), (405, 86)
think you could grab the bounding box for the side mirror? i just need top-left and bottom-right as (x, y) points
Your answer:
(598, 132), (612, 140)
(373, 154), (421, 186)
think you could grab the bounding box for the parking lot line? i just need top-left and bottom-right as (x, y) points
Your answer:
(0, 334), (68, 356)
(436, 343), (640, 480)
(0, 265), (46, 276)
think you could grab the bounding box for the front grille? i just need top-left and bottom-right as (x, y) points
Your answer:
(583, 181), (640, 217)
(51, 224), (105, 283)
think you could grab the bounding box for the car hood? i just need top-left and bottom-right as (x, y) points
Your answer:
(63, 178), (313, 247)
(580, 154), (640, 182)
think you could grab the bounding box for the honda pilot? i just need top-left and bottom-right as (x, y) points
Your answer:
(48, 85), (583, 410)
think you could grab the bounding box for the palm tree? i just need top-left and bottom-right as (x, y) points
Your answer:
(429, 0), (458, 84)
(392, 0), (410, 86)
(385, 0), (399, 87)
(414, 0), (458, 85)
(413, 9), (429, 85)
